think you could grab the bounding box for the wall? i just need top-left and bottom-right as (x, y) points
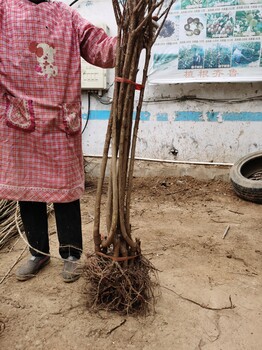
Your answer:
(64, 0), (262, 165)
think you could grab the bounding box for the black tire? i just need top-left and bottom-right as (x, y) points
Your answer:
(230, 151), (262, 204)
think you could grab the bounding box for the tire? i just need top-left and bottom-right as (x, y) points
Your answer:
(230, 151), (262, 204)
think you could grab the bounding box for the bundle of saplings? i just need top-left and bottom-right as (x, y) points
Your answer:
(85, 0), (174, 315)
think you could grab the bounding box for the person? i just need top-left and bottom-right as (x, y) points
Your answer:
(0, 0), (117, 282)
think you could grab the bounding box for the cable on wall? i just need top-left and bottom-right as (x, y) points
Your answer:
(69, 0), (80, 6)
(82, 92), (90, 135)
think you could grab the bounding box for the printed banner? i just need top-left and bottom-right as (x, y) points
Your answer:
(148, 0), (262, 83)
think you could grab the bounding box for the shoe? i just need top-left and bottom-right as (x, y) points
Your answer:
(62, 256), (82, 283)
(16, 255), (50, 281)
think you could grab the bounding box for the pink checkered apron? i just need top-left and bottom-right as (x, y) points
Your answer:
(0, 0), (116, 202)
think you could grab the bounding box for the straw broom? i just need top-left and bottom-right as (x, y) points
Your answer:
(0, 201), (53, 250)
(0, 201), (23, 250)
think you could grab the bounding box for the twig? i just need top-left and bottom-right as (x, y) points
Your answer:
(106, 319), (127, 334)
(0, 320), (5, 336)
(211, 219), (231, 223)
(227, 253), (249, 268)
(8, 236), (21, 252)
(228, 209), (244, 215)
(166, 188), (189, 195)
(0, 245), (27, 284)
(222, 225), (230, 239)
(162, 285), (235, 310)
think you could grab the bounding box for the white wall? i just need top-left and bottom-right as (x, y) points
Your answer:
(65, 0), (262, 164)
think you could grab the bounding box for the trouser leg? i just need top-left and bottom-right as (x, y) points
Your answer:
(53, 199), (82, 260)
(19, 201), (49, 257)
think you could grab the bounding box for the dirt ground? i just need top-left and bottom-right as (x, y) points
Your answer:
(0, 176), (262, 350)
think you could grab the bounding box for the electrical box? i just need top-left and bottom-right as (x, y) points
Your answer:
(81, 24), (110, 91)
(81, 60), (107, 90)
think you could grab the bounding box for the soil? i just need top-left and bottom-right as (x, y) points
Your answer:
(0, 176), (262, 350)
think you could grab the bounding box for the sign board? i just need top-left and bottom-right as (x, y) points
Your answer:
(148, 0), (262, 84)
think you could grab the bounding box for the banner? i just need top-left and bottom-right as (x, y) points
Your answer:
(148, 0), (262, 84)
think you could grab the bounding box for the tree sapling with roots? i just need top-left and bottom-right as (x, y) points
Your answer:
(84, 0), (174, 315)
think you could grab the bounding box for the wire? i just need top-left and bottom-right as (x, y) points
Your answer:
(69, 0), (80, 6)
(91, 92), (113, 105)
(90, 93), (262, 105)
(82, 92), (90, 134)
(143, 95), (262, 104)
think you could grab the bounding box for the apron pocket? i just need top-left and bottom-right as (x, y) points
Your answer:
(62, 102), (81, 135)
(6, 95), (35, 132)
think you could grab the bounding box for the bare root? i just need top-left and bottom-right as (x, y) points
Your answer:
(84, 254), (159, 315)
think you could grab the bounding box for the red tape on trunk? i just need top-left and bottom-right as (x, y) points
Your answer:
(115, 77), (144, 90)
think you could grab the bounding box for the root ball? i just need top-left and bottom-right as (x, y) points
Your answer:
(84, 254), (159, 315)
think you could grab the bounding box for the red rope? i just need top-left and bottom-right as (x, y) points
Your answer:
(115, 77), (144, 90)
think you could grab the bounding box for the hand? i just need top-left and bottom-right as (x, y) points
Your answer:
(152, 16), (159, 34)
(142, 16), (159, 48)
